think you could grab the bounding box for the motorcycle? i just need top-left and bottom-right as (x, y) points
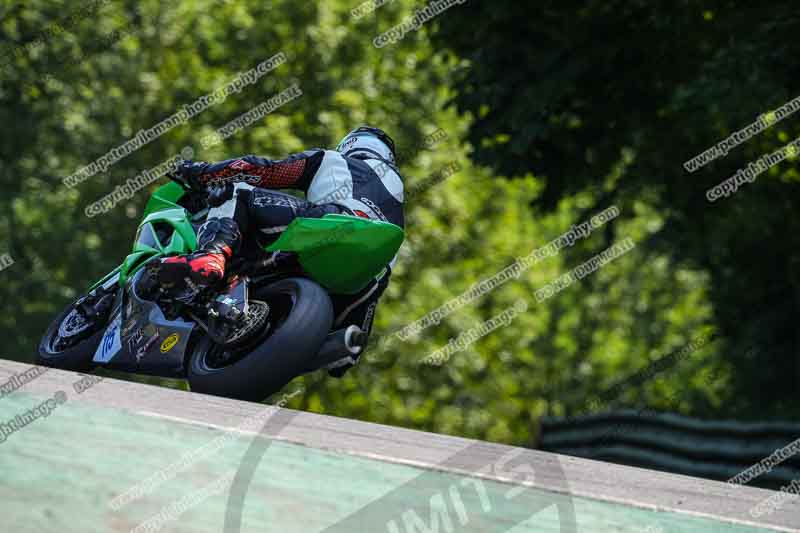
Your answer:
(37, 173), (404, 402)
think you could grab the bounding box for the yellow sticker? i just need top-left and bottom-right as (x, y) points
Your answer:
(160, 333), (180, 353)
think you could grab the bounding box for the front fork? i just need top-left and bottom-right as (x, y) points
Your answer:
(78, 272), (120, 324)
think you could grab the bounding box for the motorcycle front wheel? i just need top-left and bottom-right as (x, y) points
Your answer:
(37, 298), (107, 372)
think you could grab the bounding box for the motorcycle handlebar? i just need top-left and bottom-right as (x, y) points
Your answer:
(165, 170), (193, 191)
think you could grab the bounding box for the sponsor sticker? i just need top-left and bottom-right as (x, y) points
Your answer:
(160, 333), (180, 353)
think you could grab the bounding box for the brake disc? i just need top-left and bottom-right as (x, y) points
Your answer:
(223, 300), (270, 346)
(58, 308), (93, 339)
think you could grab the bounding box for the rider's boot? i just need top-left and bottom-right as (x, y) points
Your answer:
(158, 218), (242, 289)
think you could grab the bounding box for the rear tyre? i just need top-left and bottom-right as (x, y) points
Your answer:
(187, 277), (333, 402)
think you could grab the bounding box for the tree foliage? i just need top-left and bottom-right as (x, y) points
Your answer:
(433, 0), (800, 420)
(0, 0), (778, 451)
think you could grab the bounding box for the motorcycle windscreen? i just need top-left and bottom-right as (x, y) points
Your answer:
(266, 214), (405, 294)
(143, 181), (186, 216)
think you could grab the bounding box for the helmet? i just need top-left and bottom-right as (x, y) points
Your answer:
(336, 126), (397, 164)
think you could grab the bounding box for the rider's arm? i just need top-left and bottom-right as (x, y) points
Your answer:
(185, 150), (326, 191)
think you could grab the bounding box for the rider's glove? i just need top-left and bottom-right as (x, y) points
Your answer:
(177, 160), (210, 191)
(207, 182), (234, 207)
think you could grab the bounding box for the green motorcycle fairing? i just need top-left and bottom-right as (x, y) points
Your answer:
(117, 207), (198, 286)
(90, 182), (405, 294)
(266, 214), (405, 294)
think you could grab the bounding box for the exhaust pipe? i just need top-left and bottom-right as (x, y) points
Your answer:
(309, 325), (367, 371)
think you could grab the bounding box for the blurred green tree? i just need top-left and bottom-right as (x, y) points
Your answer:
(0, 0), (742, 448)
(432, 0), (800, 420)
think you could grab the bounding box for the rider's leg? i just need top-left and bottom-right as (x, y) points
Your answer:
(159, 184), (251, 288)
(246, 188), (347, 244)
(160, 185), (348, 287)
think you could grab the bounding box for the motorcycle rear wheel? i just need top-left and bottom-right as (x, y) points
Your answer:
(187, 277), (333, 402)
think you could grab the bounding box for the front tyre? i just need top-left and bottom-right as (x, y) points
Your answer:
(187, 277), (333, 402)
(37, 300), (107, 372)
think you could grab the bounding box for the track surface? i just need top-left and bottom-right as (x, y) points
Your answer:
(0, 360), (797, 532)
